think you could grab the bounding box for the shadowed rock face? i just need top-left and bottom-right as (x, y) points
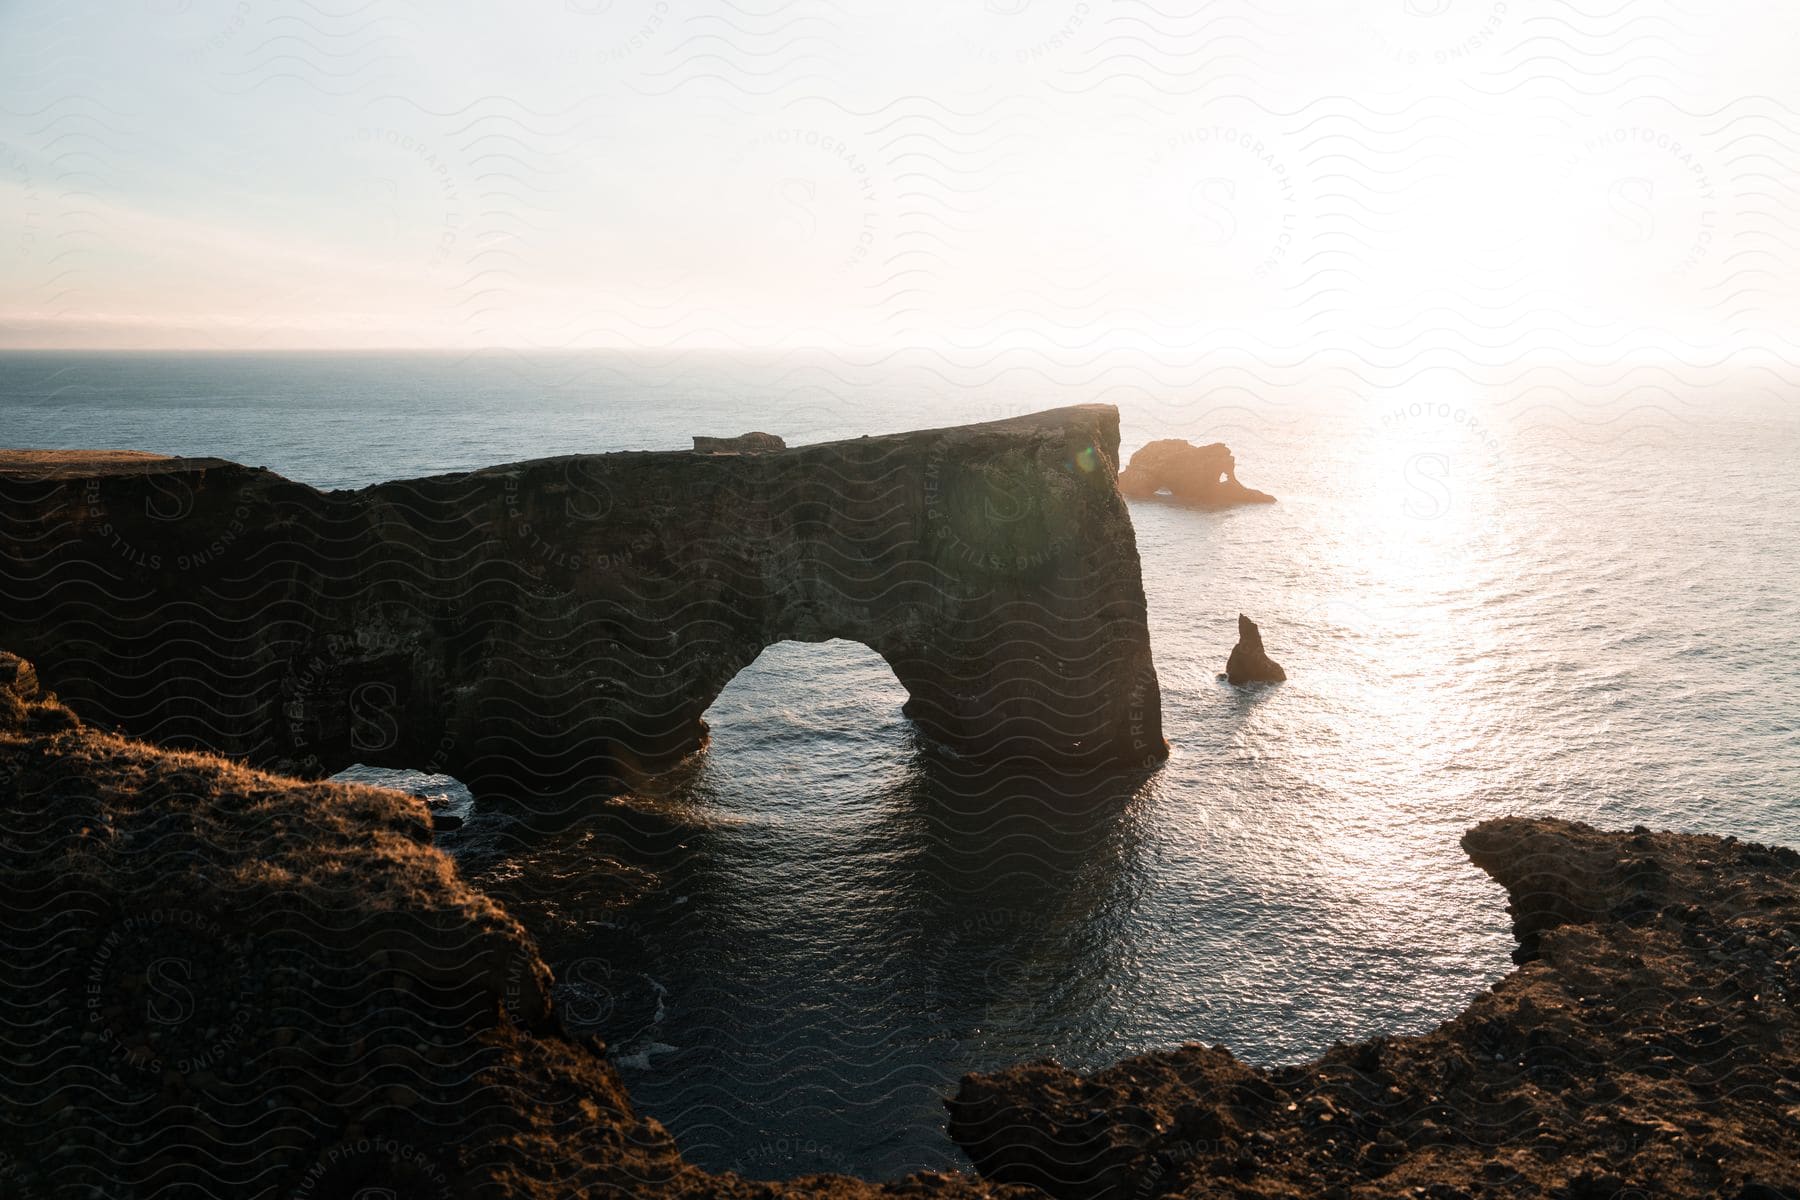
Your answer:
(1225, 613), (1286, 684)
(948, 818), (1800, 1200)
(693, 432), (786, 453)
(8, 667), (1792, 1198)
(0, 649), (1030, 1200)
(0, 405), (1166, 799)
(1116, 439), (1274, 507)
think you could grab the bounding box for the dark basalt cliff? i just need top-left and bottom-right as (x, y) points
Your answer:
(6, 652), (1796, 1199)
(694, 432), (787, 453)
(948, 818), (1800, 1200)
(0, 405), (1166, 801)
(0, 650), (1026, 1200)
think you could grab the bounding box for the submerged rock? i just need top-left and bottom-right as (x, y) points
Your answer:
(1116, 439), (1274, 507)
(1224, 613), (1286, 684)
(948, 817), (1800, 1199)
(692, 431), (786, 453)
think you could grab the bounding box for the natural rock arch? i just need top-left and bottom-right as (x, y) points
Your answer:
(691, 638), (911, 751)
(1116, 438), (1275, 507)
(0, 405), (1168, 799)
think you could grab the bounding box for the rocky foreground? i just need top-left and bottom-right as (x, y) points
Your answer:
(0, 651), (1018, 1200)
(949, 821), (1800, 1199)
(4, 649), (1798, 1198)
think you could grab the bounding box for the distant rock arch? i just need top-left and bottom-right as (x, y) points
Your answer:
(1117, 438), (1274, 507)
(0, 406), (1168, 800)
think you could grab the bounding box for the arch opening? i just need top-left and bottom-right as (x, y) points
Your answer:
(587, 637), (946, 1175)
(696, 638), (917, 772)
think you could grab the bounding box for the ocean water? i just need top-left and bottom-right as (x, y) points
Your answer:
(3, 349), (1797, 1180)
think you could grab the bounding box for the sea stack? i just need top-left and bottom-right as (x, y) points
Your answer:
(1116, 438), (1274, 507)
(1225, 613), (1286, 684)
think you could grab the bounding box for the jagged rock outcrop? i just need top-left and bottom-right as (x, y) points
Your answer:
(1224, 613), (1286, 684)
(8, 667), (1795, 1198)
(693, 432), (786, 453)
(1116, 439), (1274, 507)
(0, 406), (1167, 800)
(947, 817), (1800, 1199)
(0, 649), (1028, 1199)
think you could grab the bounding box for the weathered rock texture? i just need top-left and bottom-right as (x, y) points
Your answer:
(0, 650), (1028, 1199)
(0, 406), (1166, 800)
(6, 658), (1795, 1199)
(948, 817), (1800, 1199)
(1116, 439), (1274, 507)
(693, 432), (786, 453)
(1225, 613), (1286, 684)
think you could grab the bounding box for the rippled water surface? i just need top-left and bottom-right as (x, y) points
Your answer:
(4, 350), (1797, 1179)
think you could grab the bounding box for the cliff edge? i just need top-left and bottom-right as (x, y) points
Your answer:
(0, 650), (1024, 1199)
(0, 405), (1167, 804)
(947, 818), (1800, 1198)
(4, 651), (1796, 1197)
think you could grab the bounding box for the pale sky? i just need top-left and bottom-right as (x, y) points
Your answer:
(3, 0), (1799, 359)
